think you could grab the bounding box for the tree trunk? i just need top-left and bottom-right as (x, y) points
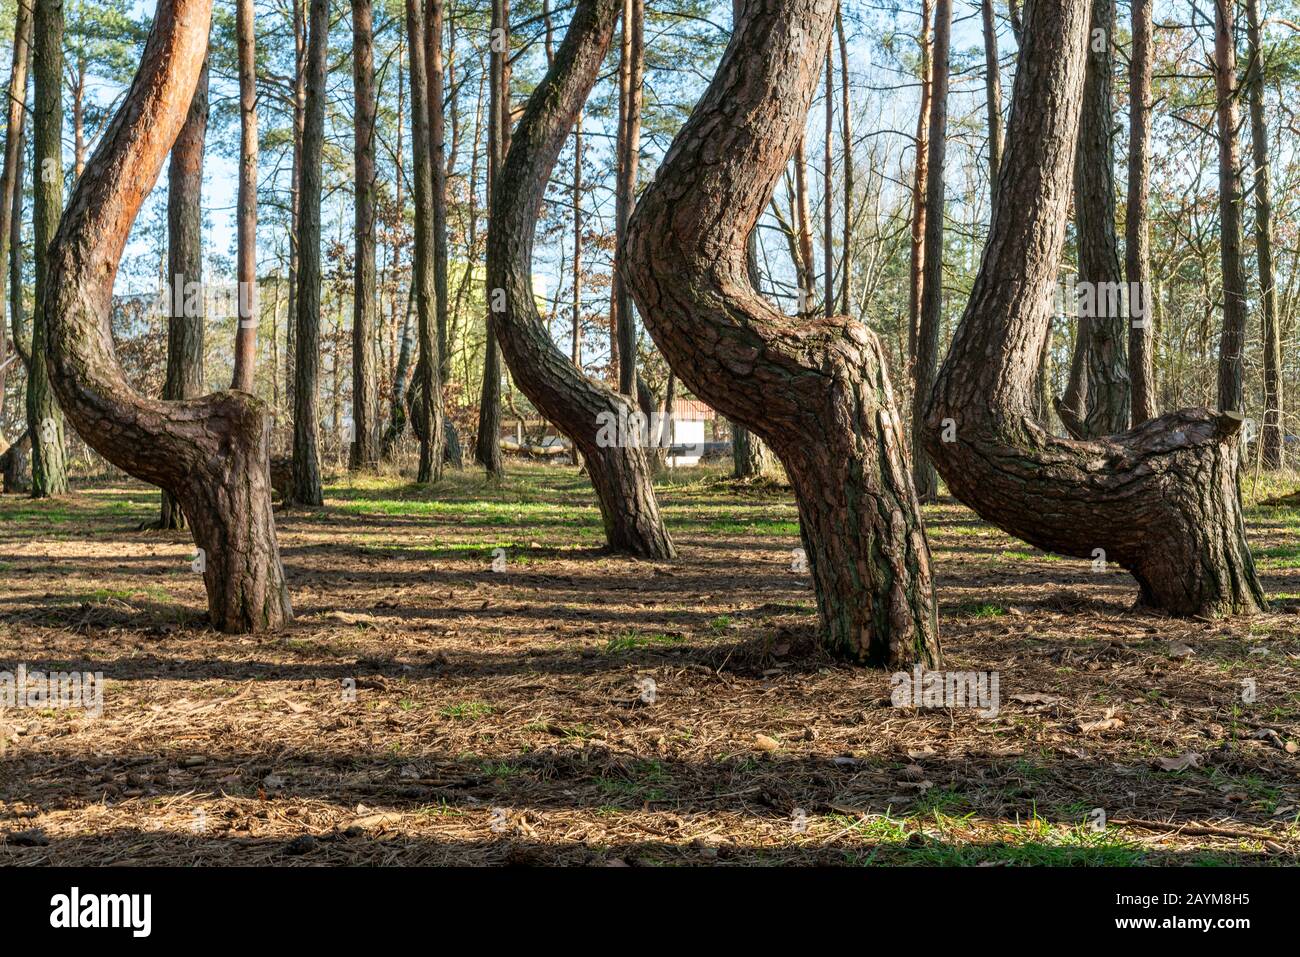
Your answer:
(836, 7), (852, 316)
(428, 0), (462, 469)
(231, 0), (258, 394)
(1069, 0), (1129, 438)
(1245, 0), (1281, 468)
(1214, 0), (1247, 416)
(732, 423), (779, 480)
(488, 0), (674, 559)
(350, 0), (379, 470)
(613, 0), (643, 396)
(922, 0), (1263, 619)
(793, 135), (814, 310)
(160, 55), (209, 530)
(907, 0), (932, 368)
(571, 112), (582, 367)
(285, 0), (306, 415)
(1126, 0), (1156, 425)
(291, 0), (327, 506)
(627, 0), (940, 666)
(407, 0), (445, 483)
(381, 293), (414, 457)
(980, 0), (1002, 203)
(30, 0), (68, 498)
(475, 0), (507, 477)
(44, 0), (292, 632)
(822, 45), (833, 318)
(1, 0), (32, 376)
(911, 0), (950, 504)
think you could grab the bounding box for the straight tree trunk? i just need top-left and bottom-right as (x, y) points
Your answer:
(231, 0), (258, 394)
(30, 0), (68, 497)
(732, 224), (778, 480)
(489, 0), (674, 559)
(571, 112), (582, 367)
(286, 0), (306, 414)
(907, 0), (932, 367)
(1126, 0), (1156, 424)
(44, 0), (292, 631)
(160, 55), (209, 530)
(291, 0), (327, 505)
(793, 135), (815, 310)
(822, 45), (833, 318)
(980, 0), (1002, 202)
(614, 0), (643, 396)
(1, 0), (32, 369)
(475, 0), (508, 476)
(923, 0), (1263, 619)
(911, 0), (951, 503)
(1214, 0), (1247, 415)
(350, 0), (379, 469)
(627, 0), (940, 666)
(407, 0), (445, 483)
(1069, 0), (1129, 438)
(428, 0), (462, 468)
(836, 7), (852, 316)
(1245, 0), (1281, 467)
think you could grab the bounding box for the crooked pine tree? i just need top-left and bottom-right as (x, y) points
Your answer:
(42, 0), (292, 632)
(625, 0), (939, 666)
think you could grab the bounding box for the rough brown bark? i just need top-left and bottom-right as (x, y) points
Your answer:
(1214, 0), (1247, 416)
(407, 0), (445, 483)
(44, 0), (292, 631)
(613, 0), (643, 396)
(1245, 0), (1281, 468)
(488, 0), (674, 559)
(291, 0), (326, 506)
(1126, 0), (1156, 425)
(1068, 0), (1129, 438)
(836, 6), (851, 316)
(231, 0), (258, 395)
(350, 0), (379, 470)
(285, 0), (305, 414)
(30, 0), (68, 497)
(911, 0), (950, 503)
(627, 0), (939, 666)
(475, 0), (507, 477)
(160, 55), (209, 530)
(0, 0), (32, 368)
(907, 0), (932, 368)
(427, 0), (462, 469)
(923, 0), (1263, 619)
(980, 0), (1002, 202)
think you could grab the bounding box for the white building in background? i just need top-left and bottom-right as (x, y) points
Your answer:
(663, 399), (713, 467)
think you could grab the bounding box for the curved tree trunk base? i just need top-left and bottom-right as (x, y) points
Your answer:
(178, 398), (292, 632)
(927, 409), (1265, 619)
(582, 441), (675, 559)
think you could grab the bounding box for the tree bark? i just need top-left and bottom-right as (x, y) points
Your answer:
(1068, 0), (1129, 438)
(160, 55), (209, 530)
(1126, 0), (1156, 425)
(44, 0), (292, 631)
(348, 0), (379, 470)
(291, 0), (327, 506)
(407, 0), (445, 483)
(911, 0), (950, 503)
(285, 0), (306, 414)
(427, 0), (462, 469)
(488, 0), (674, 559)
(571, 111), (582, 368)
(30, 0), (68, 497)
(836, 7), (852, 316)
(1, 0), (32, 375)
(1214, 0), (1247, 416)
(1245, 0), (1281, 468)
(627, 0), (940, 666)
(231, 0), (258, 395)
(923, 0), (1264, 619)
(907, 0), (932, 368)
(475, 0), (507, 477)
(980, 0), (1002, 203)
(614, 0), (643, 396)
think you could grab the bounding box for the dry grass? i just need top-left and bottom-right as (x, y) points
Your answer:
(1, 462), (1298, 866)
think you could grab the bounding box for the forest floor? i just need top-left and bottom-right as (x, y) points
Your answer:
(1, 461), (1299, 866)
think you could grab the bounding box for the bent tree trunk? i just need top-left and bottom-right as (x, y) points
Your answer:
(923, 0), (1263, 618)
(43, 0), (292, 632)
(626, 0), (939, 666)
(487, 0), (673, 559)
